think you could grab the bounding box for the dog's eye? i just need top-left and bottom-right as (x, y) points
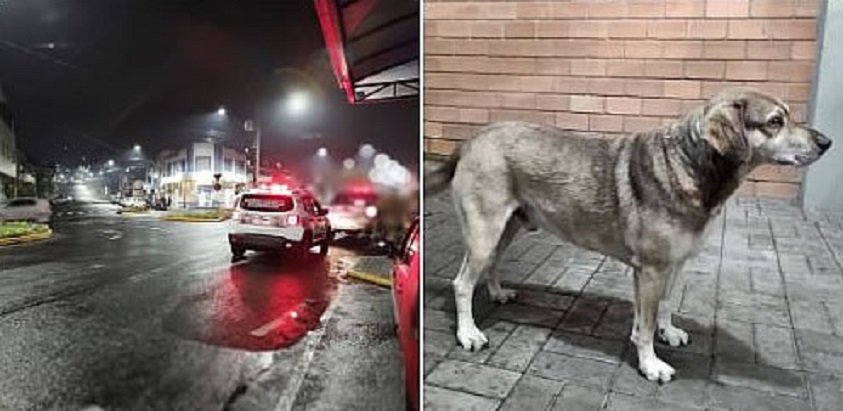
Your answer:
(767, 116), (784, 128)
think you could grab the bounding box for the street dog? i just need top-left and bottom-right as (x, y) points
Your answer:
(426, 88), (832, 383)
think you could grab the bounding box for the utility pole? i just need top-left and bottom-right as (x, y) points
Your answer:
(255, 125), (261, 184)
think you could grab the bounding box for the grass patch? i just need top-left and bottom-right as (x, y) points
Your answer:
(0, 221), (50, 239)
(165, 208), (232, 220)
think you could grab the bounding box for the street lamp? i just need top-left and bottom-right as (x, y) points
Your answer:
(217, 106), (226, 116)
(107, 159), (115, 167)
(287, 92), (308, 116)
(317, 147), (328, 158)
(133, 145), (141, 152)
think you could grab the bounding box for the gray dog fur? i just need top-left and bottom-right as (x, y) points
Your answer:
(426, 88), (832, 383)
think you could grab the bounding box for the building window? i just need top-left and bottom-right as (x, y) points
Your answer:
(196, 156), (211, 172)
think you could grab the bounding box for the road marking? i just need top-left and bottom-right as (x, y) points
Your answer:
(98, 229), (123, 240)
(250, 316), (290, 337)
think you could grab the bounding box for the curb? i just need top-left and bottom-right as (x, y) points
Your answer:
(0, 229), (53, 246)
(346, 268), (393, 287)
(159, 216), (227, 223)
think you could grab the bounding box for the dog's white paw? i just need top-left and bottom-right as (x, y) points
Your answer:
(457, 324), (489, 351)
(490, 288), (517, 304)
(658, 324), (690, 347)
(639, 357), (675, 383)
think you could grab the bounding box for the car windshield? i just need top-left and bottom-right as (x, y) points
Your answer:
(239, 194), (294, 212)
(332, 192), (377, 207)
(8, 199), (37, 207)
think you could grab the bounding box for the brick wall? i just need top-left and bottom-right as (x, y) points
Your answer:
(423, 0), (819, 199)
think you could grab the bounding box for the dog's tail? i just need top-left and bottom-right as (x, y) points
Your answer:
(424, 151), (460, 195)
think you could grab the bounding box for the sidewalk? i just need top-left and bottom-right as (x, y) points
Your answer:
(423, 190), (843, 410)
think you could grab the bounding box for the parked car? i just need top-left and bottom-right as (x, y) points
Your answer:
(325, 184), (379, 238)
(50, 194), (74, 205)
(391, 216), (419, 410)
(0, 197), (52, 223)
(120, 197), (148, 209)
(228, 188), (332, 259)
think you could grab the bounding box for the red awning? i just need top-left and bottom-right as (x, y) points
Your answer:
(314, 0), (419, 104)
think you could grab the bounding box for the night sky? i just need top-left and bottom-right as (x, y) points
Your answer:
(0, 0), (419, 168)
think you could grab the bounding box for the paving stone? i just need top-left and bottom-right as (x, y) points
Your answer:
(426, 360), (521, 399)
(795, 330), (843, 376)
(655, 350), (711, 407)
(607, 392), (703, 411)
(549, 383), (607, 411)
(544, 331), (626, 364)
(754, 324), (799, 370)
(487, 325), (551, 372)
(718, 302), (791, 327)
(423, 385), (500, 411)
(527, 351), (618, 389)
(512, 288), (575, 311)
(612, 362), (659, 398)
(713, 360), (807, 398)
(807, 373), (843, 411)
(425, 309), (455, 333)
(499, 375), (563, 411)
(558, 297), (608, 335)
(449, 320), (516, 364)
(593, 301), (633, 340)
(524, 261), (566, 288)
(706, 383), (812, 411)
(553, 270), (593, 294)
(790, 300), (834, 334)
(714, 319), (755, 364)
(425, 329), (456, 357)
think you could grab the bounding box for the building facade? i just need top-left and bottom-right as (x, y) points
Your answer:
(155, 141), (249, 207)
(424, 0), (819, 200)
(0, 84), (17, 202)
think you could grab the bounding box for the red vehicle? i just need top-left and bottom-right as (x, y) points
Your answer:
(392, 217), (419, 410)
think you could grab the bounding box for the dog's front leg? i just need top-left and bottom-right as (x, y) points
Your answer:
(658, 264), (689, 347)
(632, 265), (675, 383)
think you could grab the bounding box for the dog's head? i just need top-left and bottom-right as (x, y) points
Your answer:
(701, 87), (832, 167)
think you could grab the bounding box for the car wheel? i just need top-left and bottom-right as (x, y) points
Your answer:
(230, 245), (246, 259)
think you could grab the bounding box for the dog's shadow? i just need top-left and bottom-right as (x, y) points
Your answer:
(429, 281), (803, 393)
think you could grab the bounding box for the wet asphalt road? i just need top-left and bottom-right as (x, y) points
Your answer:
(0, 202), (402, 410)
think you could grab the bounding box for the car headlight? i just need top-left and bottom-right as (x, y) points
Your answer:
(365, 206), (378, 218)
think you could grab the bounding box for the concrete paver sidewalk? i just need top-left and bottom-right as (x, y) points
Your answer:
(424, 189), (843, 411)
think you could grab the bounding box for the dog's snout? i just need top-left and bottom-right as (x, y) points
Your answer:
(813, 130), (833, 153)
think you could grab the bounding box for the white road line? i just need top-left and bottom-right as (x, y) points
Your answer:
(250, 316), (290, 337)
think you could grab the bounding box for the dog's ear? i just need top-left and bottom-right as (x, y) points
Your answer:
(705, 99), (749, 160)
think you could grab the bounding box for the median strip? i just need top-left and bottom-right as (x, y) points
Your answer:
(160, 209), (232, 223)
(0, 222), (53, 246)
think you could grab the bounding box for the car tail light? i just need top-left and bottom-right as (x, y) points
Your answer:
(286, 215), (299, 226)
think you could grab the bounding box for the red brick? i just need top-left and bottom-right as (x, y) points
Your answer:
(550, 2), (588, 19)
(665, 1), (705, 17)
(607, 59), (646, 77)
(534, 58), (571, 75)
(648, 20), (687, 39)
(703, 41), (746, 59)
(734, 181), (756, 196)
(795, 0), (818, 18)
(791, 41), (816, 60)
(688, 20), (727, 39)
(663, 80), (702, 99)
(515, 2), (552, 19)
(627, 1), (666, 18)
(625, 79), (665, 97)
(570, 59), (607, 76)
(536, 94), (571, 111)
(728, 20), (771, 40)
(425, 138), (456, 155)
(785, 83), (811, 102)
(426, 38), (455, 55)
(588, 78), (628, 96)
(426, 3), (516, 20)
(662, 40), (704, 58)
(569, 21), (608, 38)
(641, 98), (683, 116)
(536, 21), (570, 38)
(750, 0), (796, 17)
(625, 41), (663, 58)
(726, 61), (768, 81)
(706, 0), (749, 17)
(556, 112), (589, 130)
(426, 73), (488, 90)
(459, 108), (490, 124)
(768, 61), (815, 81)
(588, 2), (628, 18)
(623, 116), (663, 133)
(606, 97), (643, 115)
(755, 182), (798, 199)
(490, 109), (554, 125)
(590, 114), (624, 132)
(609, 21), (648, 39)
(471, 22), (504, 38)
(487, 57), (536, 75)
(750, 165), (800, 183)
(644, 60), (683, 78)
(685, 61), (725, 79)
(520, 76), (556, 92)
(442, 124), (478, 141)
(570, 95), (605, 113)
(587, 40), (625, 58)
(424, 122), (443, 139)
(746, 40), (792, 60)
(449, 40), (489, 56)
(771, 20), (816, 40)
(504, 22), (536, 38)
(499, 93), (537, 109)
(435, 21), (472, 38)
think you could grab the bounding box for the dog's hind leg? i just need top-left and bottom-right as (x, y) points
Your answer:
(487, 216), (521, 304)
(632, 265), (676, 383)
(452, 203), (514, 351)
(657, 264), (689, 347)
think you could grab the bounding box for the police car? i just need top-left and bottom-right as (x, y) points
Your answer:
(228, 186), (332, 259)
